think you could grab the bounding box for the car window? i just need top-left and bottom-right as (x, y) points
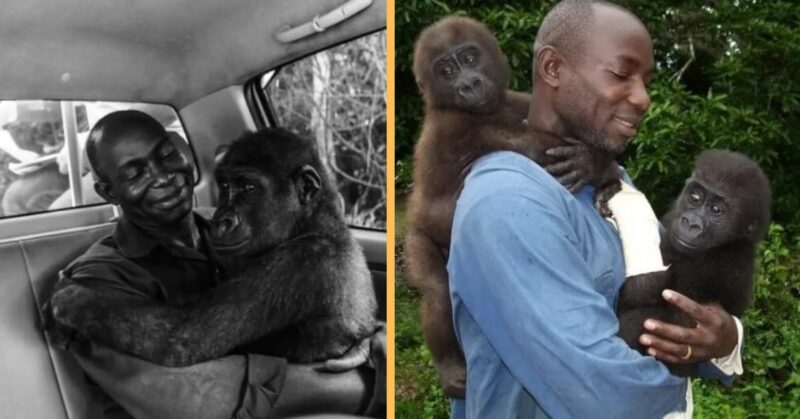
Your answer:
(0, 100), (190, 218)
(262, 30), (387, 230)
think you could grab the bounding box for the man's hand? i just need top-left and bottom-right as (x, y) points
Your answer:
(639, 289), (738, 364)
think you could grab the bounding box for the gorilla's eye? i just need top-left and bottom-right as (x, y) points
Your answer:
(710, 203), (724, 216)
(687, 188), (703, 204)
(441, 65), (456, 79)
(463, 54), (475, 66)
(242, 182), (257, 194)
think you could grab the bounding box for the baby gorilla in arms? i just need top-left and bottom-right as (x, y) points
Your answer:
(612, 149), (770, 376)
(49, 128), (377, 366)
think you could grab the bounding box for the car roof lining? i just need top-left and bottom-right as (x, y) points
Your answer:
(0, 0), (385, 107)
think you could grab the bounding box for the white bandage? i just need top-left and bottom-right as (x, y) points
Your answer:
(607, 181), (668, 277)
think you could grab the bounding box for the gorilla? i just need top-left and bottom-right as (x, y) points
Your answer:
(616, 149), (771, 376)
(404, 15), (620, 397)
(50, 128), (377, 366)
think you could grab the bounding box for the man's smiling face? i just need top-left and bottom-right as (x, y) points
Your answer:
(553, 4), (655, 154)
(95, 128), (195, 229)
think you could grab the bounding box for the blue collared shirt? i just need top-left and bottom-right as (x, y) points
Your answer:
(447, 151), (687, 418)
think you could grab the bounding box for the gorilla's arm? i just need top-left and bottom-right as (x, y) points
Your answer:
(403, 226), (466, 397)
(616, 271), (671, 313)
(50, 234), (344, 367)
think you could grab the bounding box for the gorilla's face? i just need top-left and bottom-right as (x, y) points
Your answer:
(432, 42), (501, 114)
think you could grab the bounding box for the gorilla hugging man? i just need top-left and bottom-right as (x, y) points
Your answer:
(44, 110), (385, 419)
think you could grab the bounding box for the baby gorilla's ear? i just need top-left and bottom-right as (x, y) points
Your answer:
(296, 165), (321, 205)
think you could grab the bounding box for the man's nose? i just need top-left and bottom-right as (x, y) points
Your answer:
(629, 79), (651, 111)
(148, 161), (175, 186)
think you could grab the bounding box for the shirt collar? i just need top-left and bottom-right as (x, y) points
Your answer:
(113, 212), (212, 259)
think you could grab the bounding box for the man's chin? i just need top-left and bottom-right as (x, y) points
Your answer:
(600, 135), (630, 155)
(151, 200), (193, 225)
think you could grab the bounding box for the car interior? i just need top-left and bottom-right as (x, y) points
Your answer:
(0, 0), (386, 418)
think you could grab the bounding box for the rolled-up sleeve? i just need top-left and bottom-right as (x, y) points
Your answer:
(71, 342), (286, 419)
(448, 162), (687, 418)
(49, 249), (288, 419)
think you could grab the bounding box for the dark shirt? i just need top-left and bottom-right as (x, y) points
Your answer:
(55, 212), (287, 419)
(66, 213), (223, 301)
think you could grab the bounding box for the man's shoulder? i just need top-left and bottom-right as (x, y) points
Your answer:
(460, 151), (566, 206)
(70, 234), (123, 265)
(471, 150), (547, 173)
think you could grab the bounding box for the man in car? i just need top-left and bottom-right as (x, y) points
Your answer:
(44, 110), (383, 419)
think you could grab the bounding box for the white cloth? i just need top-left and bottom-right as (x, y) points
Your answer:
(606, 181), (669, 276)
(606, 183), (744, 418)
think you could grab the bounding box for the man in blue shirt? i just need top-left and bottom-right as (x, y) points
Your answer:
(447, 1), (740, 417)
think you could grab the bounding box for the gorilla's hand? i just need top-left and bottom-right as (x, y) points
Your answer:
(321, 322), (386, 372)
(544, 140), (593, 193)
(321, 338), (370, 372)
(44, 282), (105, 350)
(638, 289), (738, 364)
(50, 283), (95, 332)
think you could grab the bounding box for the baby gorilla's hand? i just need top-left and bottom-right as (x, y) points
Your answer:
(50, 283), (97, 332)
(544, 140), (593, 193)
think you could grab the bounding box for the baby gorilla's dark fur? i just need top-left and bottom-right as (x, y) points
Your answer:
(50, 128), (377, 366)
(405, 16), (620, 397)
(616, 150), (770, 376)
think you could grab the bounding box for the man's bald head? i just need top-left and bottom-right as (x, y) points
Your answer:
(528, 0), (654, 153)
(86, 110), (167, 182)
(533, 0), (643, 81)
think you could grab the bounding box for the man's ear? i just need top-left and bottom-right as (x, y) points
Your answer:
(94, 181), (117, 205)
(536, 46), (562, 88)
(296, 165), (321, 205)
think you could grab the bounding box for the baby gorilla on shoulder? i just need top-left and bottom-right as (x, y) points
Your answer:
(616, 150), (771, 376)
(51, 128), (377, 366)
(405, 15), (621, 397)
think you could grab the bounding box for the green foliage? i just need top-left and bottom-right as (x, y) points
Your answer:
(395, 198), (450, 418)
(396, 280), (450, 419)
(396, 0), (800, 417)
(396, 0), (800, 231)
(694, 224), (800, 417)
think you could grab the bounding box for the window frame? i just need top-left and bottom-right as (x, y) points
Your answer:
(244, 29), (388, 232)
(245, 28), (387, 131)
(0, 100), (198, 221)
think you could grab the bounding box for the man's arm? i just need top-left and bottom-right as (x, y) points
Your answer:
(50, 239), (339, 366)
(46, 279), (378, 418)
(448, 178), (686, 417)
(68, 341), (370, 419)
